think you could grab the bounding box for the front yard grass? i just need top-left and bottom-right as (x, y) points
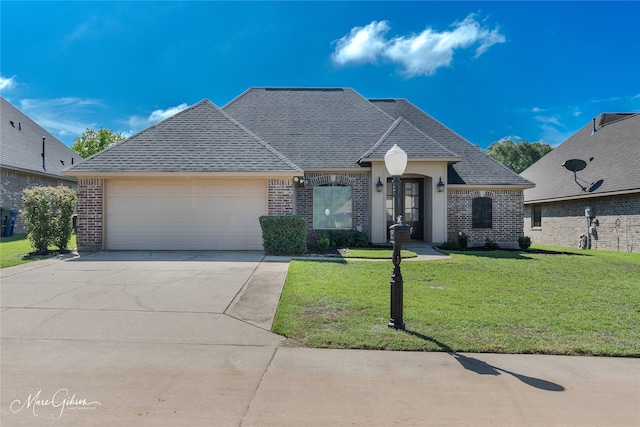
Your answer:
(273, 246), (640, 356)
(0, 233), (77, 269)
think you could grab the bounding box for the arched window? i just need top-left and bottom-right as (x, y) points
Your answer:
(313, 183), (352, 229)
(472, 197), (492, 228)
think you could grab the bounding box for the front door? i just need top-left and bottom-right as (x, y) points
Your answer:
(386, 178), (423, 240)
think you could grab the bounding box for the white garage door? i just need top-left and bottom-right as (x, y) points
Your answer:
(105, 179), (267, 250)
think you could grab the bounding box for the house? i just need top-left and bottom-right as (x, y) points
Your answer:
(521, 113), (640, 252)
(1, 97), (82, 234)
(63, 87), (532, 251)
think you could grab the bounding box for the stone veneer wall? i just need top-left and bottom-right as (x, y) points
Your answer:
(523, 193), (640, 253)
(296, 172), (370, 246)
(447, 189), (524, 248)
(76, 178), (104, 251)
(1, 168), (76, 234)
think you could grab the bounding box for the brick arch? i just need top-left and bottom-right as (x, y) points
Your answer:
(304, 174), (357, 187)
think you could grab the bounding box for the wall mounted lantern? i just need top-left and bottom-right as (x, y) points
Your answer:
(376, 177), (384, 192)
(436, 177), (445, 192)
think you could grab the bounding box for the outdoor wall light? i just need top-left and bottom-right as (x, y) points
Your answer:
(437, 177), (445, 192)
(376, 177), (384, 192)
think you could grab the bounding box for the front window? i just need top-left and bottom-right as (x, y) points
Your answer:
(532, 205), (542, 228)
(472, 197), (492, 228)
(313, 183), (352, 229)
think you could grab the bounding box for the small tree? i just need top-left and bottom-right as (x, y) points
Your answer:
(71, 128), (125, 158)
(22, 186), (77, 253)
(22, 187), (54, 252)
(51, 186), (77, 250)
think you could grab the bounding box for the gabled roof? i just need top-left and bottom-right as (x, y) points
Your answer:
(66, 99), (301, 174)
(370, 98), (533, 187)
(1, 97), (81, 179)
(360, 117), (460, 161)
(521, 113), (640, 203)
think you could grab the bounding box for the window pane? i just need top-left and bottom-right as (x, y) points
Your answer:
(313, 184), (352, 229)
(472, 197), (492, 228)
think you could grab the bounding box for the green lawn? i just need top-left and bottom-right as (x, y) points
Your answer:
(339, 247), (417, 259)
(0, 233), (77, 269)
(273, 246), (640, 356)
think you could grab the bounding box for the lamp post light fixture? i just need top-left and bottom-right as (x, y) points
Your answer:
(384, 144), (409, 330)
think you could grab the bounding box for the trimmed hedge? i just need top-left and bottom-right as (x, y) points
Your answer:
(259, 216), (307, 255)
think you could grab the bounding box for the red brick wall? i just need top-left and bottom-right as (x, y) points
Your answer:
(76, 178), (103, 251)
(524, 193), (640, 253)
(268, 179), (295, 215)
(1, 168), (77, 234)
(448, 189), (524, 248)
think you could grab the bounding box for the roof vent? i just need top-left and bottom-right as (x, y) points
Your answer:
(592, 117), (596, 134)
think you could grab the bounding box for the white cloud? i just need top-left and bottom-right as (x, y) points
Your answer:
(0, 75), (16, 91)
(534, 115), (563, 127)
(125, 103), (189, 136)
(332, 14), (505, 77)
(332, 21), (390, 65)
(19, 97), (100, 138)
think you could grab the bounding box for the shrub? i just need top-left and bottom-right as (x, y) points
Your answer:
(484, 238), (500, 250)
(317, 232), (330, 252)
(326, 229), (369, 248)
(457, 232), (468, 250)
(51, 186), (77, 250)
(439, 239), (460, 250)
(259, 216), (307, 255)
(22, 185), (77, 252)
(518, 235), (532, 251)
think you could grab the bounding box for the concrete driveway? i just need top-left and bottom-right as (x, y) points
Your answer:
(1, 251), (285, 426)
(2, 251), (639, 426)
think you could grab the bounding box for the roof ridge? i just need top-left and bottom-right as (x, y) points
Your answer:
(218, 108), (303, 172)
(360, 117), (403, 160)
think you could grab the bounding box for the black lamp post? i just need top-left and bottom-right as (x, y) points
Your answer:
(384, 144), (409, 330)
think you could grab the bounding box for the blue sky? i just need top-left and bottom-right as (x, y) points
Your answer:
(1, 1), (639, 149)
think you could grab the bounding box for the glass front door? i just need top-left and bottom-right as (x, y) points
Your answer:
(386, 178), (423, 240)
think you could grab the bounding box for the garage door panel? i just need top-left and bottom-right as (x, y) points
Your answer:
(106, 179), (267, 250)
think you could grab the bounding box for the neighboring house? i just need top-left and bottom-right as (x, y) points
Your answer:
(521, 113), (640, 252)
(63, 87), (532, 251)
(1, 97), (82, 234)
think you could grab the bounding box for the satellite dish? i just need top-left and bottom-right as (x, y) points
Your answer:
(562, 159), (587, 172)
(588, 179), (604, 193)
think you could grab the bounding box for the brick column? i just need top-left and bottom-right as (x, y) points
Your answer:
(268, 179), (295, 215)
(76, 178), (104, 251)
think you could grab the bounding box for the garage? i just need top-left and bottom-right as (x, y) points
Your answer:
(105, 179), (267, 250)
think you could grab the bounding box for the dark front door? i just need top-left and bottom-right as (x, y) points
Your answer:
(386, 178), (423, 240)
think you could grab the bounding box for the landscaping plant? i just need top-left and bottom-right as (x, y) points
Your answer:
(21, 185), (77, 253)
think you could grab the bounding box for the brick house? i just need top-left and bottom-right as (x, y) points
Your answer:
(63, 87), (532, 251)
(521, 113), (640, 252)
(1, 97), (82, 233)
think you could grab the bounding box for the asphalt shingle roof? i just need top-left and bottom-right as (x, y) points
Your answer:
(67, 99), (301, 173)
(360, 117), (460, 161)
(520, 113), (640, 202)
(370, 99), (533, 186)
(1, 97), (81, 178)
(223, 88), (396, 169)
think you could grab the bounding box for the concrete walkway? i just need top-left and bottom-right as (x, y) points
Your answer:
(1, 251), (638, 426)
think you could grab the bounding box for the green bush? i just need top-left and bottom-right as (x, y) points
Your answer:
(518, 235), (532, 251)
(259, 216), (307, 255)
(326, 229), (368, 248)
(22, 185), (77, 252)
(457, 232), (468, 250)
(317, 232), (331, 252)
(439, 239), (460, 250)
(484, 238), (500, 250)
